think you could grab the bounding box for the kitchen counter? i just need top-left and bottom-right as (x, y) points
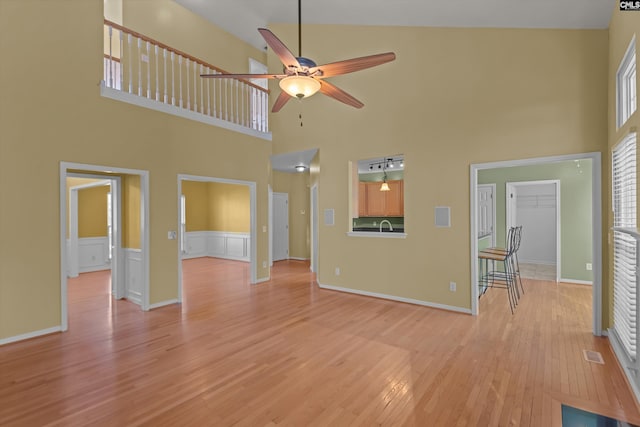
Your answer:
(352, 227), (405, 233)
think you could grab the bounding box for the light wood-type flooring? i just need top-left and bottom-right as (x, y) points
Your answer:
(1, 258), (639, 426)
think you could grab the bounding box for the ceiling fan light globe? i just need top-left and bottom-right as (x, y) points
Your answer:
(279, 76), (321, 99)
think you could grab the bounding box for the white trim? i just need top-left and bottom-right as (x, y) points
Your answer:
(0, 326), (62, 346)
(288, 257), (309, 261)
(318, 283), (472, 314)
(147, 299), (180, 310)
(311, 185), (319, 274)
(268, 185), (273, 267)
(100, 84), (272, 141)
(346, 232), (407, 239)
(560, 278), (593, 285)
(255, 277), (270, 284)
(470, 152), (602, 337)
(178, 174), (259, 305)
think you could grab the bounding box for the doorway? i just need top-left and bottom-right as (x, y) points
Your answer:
(506, 180), (560, 282)
(470, 153), (602, 335)
(272, 192), (289, 262)
(60, 162), (150, 331)
(177, 174), (258, 302)
(67, 177), (120, 298)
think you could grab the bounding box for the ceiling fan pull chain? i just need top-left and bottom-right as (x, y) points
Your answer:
(299, 113), (303, 127)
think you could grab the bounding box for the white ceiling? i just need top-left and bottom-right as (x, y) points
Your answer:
(176, 0), (615, 51)
(177, 0), (614, 172)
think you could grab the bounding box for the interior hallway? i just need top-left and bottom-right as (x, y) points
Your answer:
(1, 258), (639, 425)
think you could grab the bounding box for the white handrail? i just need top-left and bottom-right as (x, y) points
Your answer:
(103, 20), (270, 135)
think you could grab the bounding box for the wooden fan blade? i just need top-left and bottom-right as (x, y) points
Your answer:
(272, 90), (292, 113)
(318, 80), (364, 109)
(310, 52), (396, 78)
(258, 28), (301, 69)
(200, 73), (284, 79)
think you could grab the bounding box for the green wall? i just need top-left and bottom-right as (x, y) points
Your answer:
(478, 159), (593, 282)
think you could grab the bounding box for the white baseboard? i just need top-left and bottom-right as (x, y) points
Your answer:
(0, 326), (62, 346)
(147, 299), (179, 310)
(318, 283), (472, 314)
(255, 276), (270, 284)
(560, 278), (593, 285)
(288, 257), (309, 261)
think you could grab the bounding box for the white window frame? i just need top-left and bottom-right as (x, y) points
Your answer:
(617, 36), (636, 129)
(610, 132), (640, 402)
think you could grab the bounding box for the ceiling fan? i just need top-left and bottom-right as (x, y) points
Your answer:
(200, 0), (396, 113)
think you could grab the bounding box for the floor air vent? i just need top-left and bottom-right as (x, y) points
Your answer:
(583, 350), (604, 365)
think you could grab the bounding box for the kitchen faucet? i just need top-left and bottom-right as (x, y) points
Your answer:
(379, 219), (393, 232)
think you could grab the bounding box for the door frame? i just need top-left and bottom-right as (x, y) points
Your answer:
(470, 152), (602, 336)
(311, 184), (319, 273)
(272, 192), (289, 262)
(505, 179), (561, 282)
(177, 174), (258, 302)
(60, 162), (150, 331)
(67, 178), (121, 296)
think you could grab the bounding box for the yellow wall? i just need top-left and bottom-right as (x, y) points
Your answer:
(607, 8), (640, 327)
(181, 181), (250, 232)
(78, 185), (109, 238)
(0, 0), (271, 339)
(182, 181), (209, 232)
(273, 171), (311, 259)
(270, 24), (608, 312)
(208, 182), (250, 232)
(122, 175), (141, 249)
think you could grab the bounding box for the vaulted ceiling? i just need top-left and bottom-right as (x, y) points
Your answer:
(176, 0), (615, 50)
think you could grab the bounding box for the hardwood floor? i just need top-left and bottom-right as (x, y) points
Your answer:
(1, 258), (639, 426)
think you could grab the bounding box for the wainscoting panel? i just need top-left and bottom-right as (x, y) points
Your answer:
(183, 231), (250, 262)
(77, 237), (110, 273)
(125, 249), (143, 306)
(183, 231), (208, 259)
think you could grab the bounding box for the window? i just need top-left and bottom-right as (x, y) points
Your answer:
(617, 37), (636, 128)
(612, 133), (638, 364)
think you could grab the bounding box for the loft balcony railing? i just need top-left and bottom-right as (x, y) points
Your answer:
(102, 19), (271, 139)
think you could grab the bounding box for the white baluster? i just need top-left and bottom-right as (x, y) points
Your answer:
(128, 34), (133, 94)
(206, 68), (211, 116)
(108, 25), (113, 88)
(163, 48), (168, 104)
(235, 80), (240, 124)
(263, 91), (268, 132)
(146, 41), (151, 98)
(137, 38), (142, 96)
(186, 58), (190, 110)
(200, 64), (204, 114)
(171, 52), (175, 106)
(155, 45), (159, 101)
(178, 55), (183, 108)
(224, 80), (228, 121)
(119, 30), (124, 90)
(193, 60), (197, 112)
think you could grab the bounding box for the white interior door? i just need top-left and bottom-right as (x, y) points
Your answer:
(272, 192), (289, 261)
(477, 184), (495, 246)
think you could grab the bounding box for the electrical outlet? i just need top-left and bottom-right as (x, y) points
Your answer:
(335, 267), (341, 276)
(167, 231), (177, 240)
(586, 263), (592, 271)
(449, 282), (456, 292)
(262, 261), (267, 268)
